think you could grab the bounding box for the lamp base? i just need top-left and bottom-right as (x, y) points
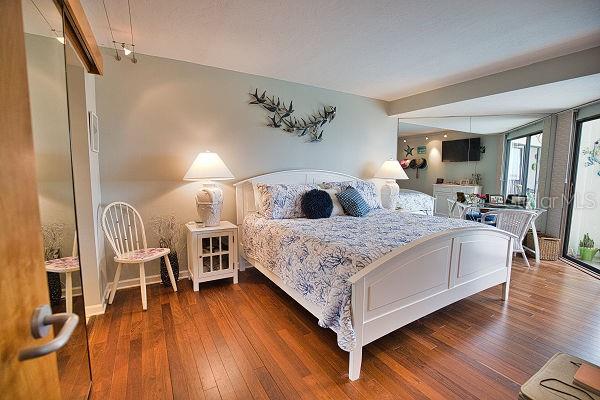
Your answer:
(195, 185), (223, 227)
(381, 180), (399, 209)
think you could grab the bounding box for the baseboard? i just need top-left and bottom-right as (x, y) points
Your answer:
(102, 270), (190, 301)
(81, 271), (190, 317)
(85, 302), (106, 317)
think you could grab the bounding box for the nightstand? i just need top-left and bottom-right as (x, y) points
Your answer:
(185, 221), (238, 291)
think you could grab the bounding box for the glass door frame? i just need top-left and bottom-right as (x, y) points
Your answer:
(562, 114), (600, 273)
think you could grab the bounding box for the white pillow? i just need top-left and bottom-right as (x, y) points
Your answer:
(324, 189), (345, 216)
(255, 183), (317, 219)
(320, 180), (382, 209)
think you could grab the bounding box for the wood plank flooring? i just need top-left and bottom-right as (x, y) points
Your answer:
(87, 259), (600, 399)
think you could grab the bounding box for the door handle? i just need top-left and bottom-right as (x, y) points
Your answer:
(18, 304), (79, 361)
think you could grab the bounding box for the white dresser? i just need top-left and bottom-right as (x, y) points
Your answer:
(433, 184), (482, 217)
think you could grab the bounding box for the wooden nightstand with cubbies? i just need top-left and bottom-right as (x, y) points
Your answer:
(186, 221), (238, 291)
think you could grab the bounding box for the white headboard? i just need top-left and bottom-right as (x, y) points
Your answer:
(233, 169), (361, 225)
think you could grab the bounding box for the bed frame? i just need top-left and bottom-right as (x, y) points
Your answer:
(234, 169), (514, 381)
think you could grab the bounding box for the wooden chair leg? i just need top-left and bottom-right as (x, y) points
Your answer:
(139, 263), (147, 310)
(164, 255), (177, 292)
(109, 263), (122, 305)
(65, 271), (73, 314)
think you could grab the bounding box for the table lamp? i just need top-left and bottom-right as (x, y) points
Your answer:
(374, 159), (409, 209)
(183, 151), (234, 226)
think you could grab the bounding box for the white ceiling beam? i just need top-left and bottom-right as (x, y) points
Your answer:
(387, 46), (600, 117)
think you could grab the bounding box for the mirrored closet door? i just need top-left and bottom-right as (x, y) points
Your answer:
(22, 0), (92, 398)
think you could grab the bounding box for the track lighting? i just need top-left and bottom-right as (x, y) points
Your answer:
(444, 133), (448, 138)
(425, 136), (429, 140)
(403, 139), (407, 143)
(105, 0), (138, 64)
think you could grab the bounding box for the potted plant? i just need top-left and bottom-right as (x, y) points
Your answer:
(579, 233), (598, 262)
(151, 215), (181, 287)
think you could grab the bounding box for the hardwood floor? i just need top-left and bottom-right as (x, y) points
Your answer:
(53, 296), (92, 400)
(87, 259), (600, 399)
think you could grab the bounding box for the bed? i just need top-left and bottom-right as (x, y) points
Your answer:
(234, 170), (515, 380)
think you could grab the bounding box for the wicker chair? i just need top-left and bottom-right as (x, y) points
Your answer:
(447, 199), (470, 219)
(481, 209), (537, 267)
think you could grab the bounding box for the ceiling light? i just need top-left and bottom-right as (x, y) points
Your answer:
(425, 136), (429, 140)
(122, 43), (131, 56)
(56, 36), (65, 44)
(403, 139), (407, 143)
(443, 133), (448, 138)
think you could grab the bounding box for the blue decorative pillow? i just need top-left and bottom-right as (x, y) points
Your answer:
(336, 187), (370, 217)
(301, 189), (333, 219)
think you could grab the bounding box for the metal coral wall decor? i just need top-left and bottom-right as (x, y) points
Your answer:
(249, 89), (336, 142)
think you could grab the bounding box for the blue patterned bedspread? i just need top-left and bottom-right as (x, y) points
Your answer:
(241, 209), (478, 351)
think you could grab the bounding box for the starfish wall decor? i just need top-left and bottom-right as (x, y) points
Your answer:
(404, 145), (414, 156)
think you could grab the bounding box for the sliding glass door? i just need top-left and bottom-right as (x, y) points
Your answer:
(504, 132), (543, 208)
(564, 116), (600, 272)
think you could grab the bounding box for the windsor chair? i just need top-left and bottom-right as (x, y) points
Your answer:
(44, 232), (79, 314)
(480, 209), (537, 267)
(102, 202), (177, 310)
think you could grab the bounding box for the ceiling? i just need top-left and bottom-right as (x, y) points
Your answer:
(22, 0), (63, 37)
(397, 72), (600, 135)
(80, 0), (600, 101)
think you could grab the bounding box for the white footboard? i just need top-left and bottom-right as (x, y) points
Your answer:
(347, 227), (514, 380)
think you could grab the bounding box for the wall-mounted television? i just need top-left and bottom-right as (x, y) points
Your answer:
(442, 138), (481, 162)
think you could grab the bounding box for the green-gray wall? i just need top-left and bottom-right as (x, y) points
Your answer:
(95, 49), (397, 280)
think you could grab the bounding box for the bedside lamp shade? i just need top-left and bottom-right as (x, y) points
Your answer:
(184, 151), (234, 181)
(374, 159), (409, 181)
(184, 151), (233, 227)
(374, 159), (409, 210)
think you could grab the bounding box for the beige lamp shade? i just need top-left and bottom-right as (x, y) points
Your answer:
(183, 151), (234, 181)
(374, 159), (409, 180)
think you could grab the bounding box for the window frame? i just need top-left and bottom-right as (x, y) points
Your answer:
(502, 130), (543, 201)
(562, 114), (600, 273)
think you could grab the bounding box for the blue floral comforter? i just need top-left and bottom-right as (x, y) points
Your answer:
(241, 209), (478, 351)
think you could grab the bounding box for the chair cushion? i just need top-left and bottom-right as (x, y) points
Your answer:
(336, 187), (370, 217)
(465, 212), (482, 221)
(115, 248), (170, 263)
(45, 256), (80, 273)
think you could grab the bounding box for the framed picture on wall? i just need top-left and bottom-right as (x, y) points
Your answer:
(88, 111), (99, 153)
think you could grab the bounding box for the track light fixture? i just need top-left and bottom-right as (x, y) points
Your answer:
(104, 0), (138, 64)
(112, 41), (137, 63)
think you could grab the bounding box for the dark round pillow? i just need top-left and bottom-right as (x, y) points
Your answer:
(301, 189), (333, 219)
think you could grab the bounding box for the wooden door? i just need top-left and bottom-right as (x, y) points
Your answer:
(0, 0), (62, 398)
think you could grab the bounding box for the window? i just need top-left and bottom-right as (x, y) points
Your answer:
(503, 132), (543, 208)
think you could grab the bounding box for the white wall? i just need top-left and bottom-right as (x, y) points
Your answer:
(95, 49), (397, 282)
(397, 131), (502, 195)
(67, 44), (107, 314)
